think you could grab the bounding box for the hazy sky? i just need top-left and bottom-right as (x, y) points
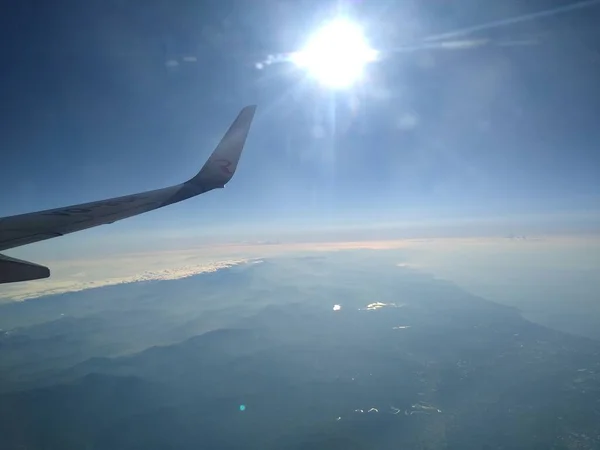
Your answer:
(1, 0), (600, 255)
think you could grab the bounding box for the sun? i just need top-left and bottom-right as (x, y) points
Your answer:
(291, 19), (378, 89)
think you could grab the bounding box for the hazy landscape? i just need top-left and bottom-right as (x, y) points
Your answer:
(1, 248), (599, 449)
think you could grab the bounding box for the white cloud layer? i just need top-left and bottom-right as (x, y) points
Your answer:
(1, 235), (598, 304)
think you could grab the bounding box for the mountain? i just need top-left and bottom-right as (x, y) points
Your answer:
(1, 252), (599, 449)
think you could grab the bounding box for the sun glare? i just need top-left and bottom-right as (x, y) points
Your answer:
(291, 19), (378, 89)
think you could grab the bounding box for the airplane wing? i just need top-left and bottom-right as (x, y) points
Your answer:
(0, 105), (257, 284)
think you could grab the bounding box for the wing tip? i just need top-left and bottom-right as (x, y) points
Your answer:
(242, 104), (258, 112)
(188, 104), (257, 189)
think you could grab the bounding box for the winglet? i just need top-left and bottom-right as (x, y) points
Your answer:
(188, 105), (257, 189)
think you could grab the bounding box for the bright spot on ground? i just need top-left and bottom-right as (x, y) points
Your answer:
(239, 404), (246, 411)
(291, 19), (378, 89)
(333, 304), (342, 311)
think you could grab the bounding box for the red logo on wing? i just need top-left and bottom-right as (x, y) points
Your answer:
(214, 158), (233, 175)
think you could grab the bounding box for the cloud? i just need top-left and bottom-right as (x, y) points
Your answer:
(1, 235), (598, 303)
(0, 259), (248, 302)
(0, 239), (413, 302)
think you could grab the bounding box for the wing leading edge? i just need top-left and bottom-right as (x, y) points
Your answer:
(0, 105), (257, 284)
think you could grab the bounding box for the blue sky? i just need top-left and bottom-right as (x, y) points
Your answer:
(1, 0), (600, 247)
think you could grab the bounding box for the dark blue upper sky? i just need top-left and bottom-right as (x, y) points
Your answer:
(1, 0), (600, 243)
